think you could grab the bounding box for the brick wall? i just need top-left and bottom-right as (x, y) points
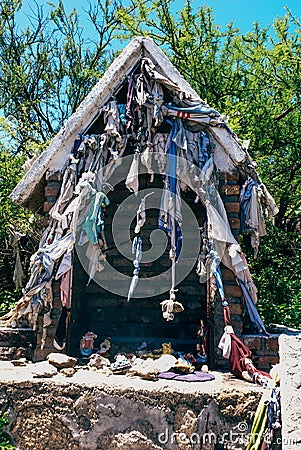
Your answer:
(216, 169), (280, 371)
(42, 172), (62, 226)
(0, 328), (36, 361)
(35, 171), (63, 361)
(242, 334), (280, 370)
(68, 176), (208, 359)
(214, 169), (243, 369)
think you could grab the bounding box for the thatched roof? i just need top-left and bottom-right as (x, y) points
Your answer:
(10, 37), (274, 212)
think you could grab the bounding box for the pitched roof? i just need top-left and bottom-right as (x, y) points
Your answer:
(10, 36), (273, 212)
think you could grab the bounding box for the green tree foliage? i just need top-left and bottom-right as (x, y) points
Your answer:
(247, 224), (301, 328)
(0, 413), (14, 449)
(0, 0), (122, 152)
(0, 119), (34, 310)
(0, 0), (122, 309)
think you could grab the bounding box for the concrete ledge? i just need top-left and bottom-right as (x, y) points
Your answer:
(0, 367), (263, 450)
(279, 333), (301, 450)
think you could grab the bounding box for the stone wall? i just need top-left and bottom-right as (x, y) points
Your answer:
(0, 372), (263, 450)
(35, 170), (64, 361)
(0, 329), (36, 361)
(279, 333), (301, 450)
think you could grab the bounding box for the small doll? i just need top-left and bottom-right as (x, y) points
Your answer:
(79, 331), (97, 357)
(196, 320), (207, 364)
(98, 337), (112, 357)
(197, 320), (207, 354)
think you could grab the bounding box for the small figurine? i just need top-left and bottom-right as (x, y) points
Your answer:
(185, 353), (196, 365)
(79, 331), (97, 357)
(196, 319), (207, 365)
(98, 337), (112, 357)
(161, 342), (173, 355)
(197, 320), (207, 355)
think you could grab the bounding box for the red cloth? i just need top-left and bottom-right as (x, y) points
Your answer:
(223, 305), (231, 325)
(245, 359), (271, 379)
(229, 333), (271, 379)
(229, 333), (252, 378)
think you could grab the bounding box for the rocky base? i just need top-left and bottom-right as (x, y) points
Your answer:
(0, 367), (263, 450)
(279, 334), (301, 450)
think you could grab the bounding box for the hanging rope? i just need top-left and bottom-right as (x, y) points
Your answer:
(161, 181), (183, 321)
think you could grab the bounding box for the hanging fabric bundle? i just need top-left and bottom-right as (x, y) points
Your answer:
(160, 124), (184, 320)
(217, 294), (271, 385)
(237, 278), (268, 335)
(161, 103), (221, 126)
(158, 121), (183, 260)
(127, 192), (153, 301)
(160, 219), (184, 321)
(134, 192), (154, 234)
(9, 226), (25, 289)
(240, 177), (267, 258)
(127, 236), (142, 302)
(126, 152), (140, 195)
(160, 234), (184, 322)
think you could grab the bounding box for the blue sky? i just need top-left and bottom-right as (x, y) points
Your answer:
(17, 1), (301, 35)
(202, 0), (301, 31)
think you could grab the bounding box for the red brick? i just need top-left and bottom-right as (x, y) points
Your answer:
(218, 171), (240, 181)
(45, 185), (61, 197)
(228, 218), (240, 229)
(214, 318), (227, 331)
(258, 356), (279, 370)
(43, 201), (54, 213)
(52, 282), (61, 295)
(265, 337), (279, 352)
(221, 269), (236, 281)
(232, 321), (243, 335)
(46, 171), (62, 181)
(229, 303), (242, 315)
(220, 185), (240, 196)
(224, 284), (242, 297)
(243, 336), (262, 350)
(215, 303), (242, 315)
(42, 216), (49, 227)
(225, 202), (240, 213)
(53, 296), (62, 308)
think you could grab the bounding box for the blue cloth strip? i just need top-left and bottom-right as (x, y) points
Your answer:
(238, 278), (269, 335)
